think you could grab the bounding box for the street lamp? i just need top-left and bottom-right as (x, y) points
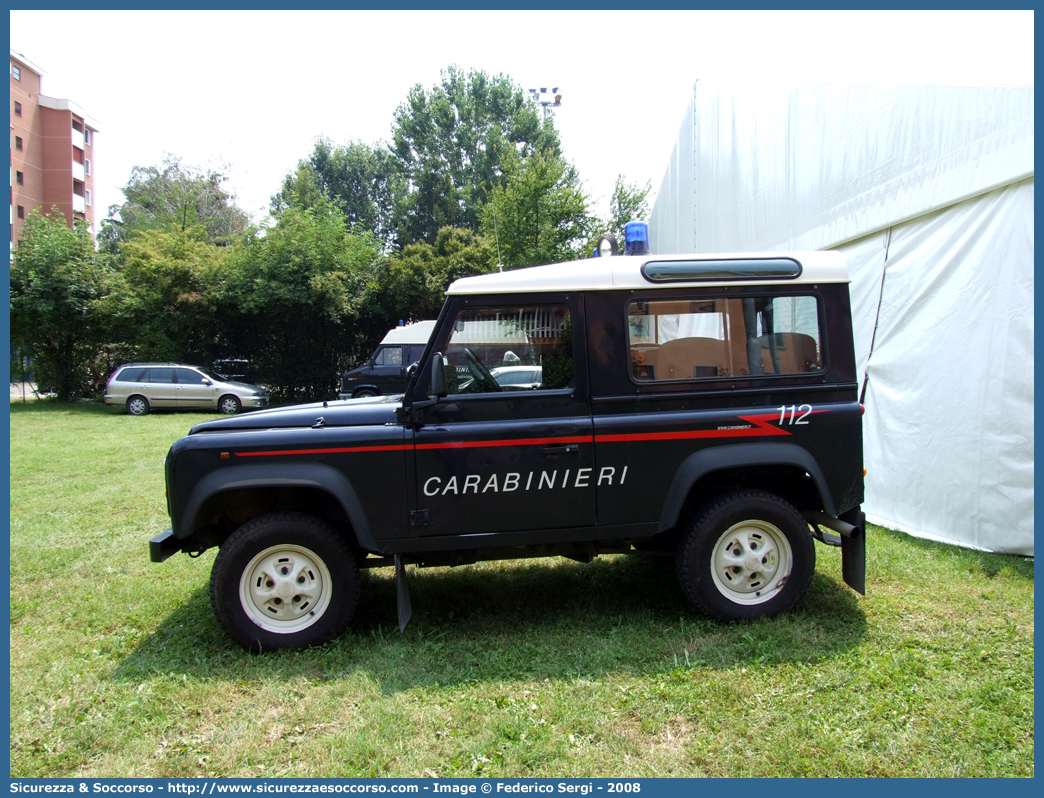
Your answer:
(528, 86), (562, 121)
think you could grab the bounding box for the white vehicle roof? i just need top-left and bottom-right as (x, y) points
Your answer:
(447, 251), (848, 295)
(380, 320), (437, 345)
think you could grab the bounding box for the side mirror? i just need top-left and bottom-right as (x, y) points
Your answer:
(201, 378), (212, 385)
(431, 353), (448, 398)
(407, 362), (419, 378)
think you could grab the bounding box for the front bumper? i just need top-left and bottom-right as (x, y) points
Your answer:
(241, 396), (270, 408)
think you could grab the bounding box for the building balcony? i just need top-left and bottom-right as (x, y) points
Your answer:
(72, 161), (85, 181)
(72, 194), (85, 213)
(71, 129), (84, 150)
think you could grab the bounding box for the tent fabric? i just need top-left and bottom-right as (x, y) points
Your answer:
(649, 80), (1034, 556)
(650, 80), (1034, 254)
(843, 179), (1034, 555)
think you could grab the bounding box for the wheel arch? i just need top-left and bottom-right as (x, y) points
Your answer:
(177, 463), (378, 552)
(658, 442), (837, 533)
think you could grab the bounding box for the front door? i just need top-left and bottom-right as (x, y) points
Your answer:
(410, 296), (596, 537)
(175, 367), (219, 407)
(370, 346), (406, 393)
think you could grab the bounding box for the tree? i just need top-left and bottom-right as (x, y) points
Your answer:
(605, 175), (652, 244)
(479, 150), (594, 269)
(220, 199), (382, 400)
(391, 66), (560, 245)
(336, 227), (498, 369)
(10, 209), (113, 400)
(100, 228), (228, 364)
(272, 139), (404, 250)
(102, 155), (250, 251)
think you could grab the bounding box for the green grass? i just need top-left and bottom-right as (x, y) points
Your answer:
(9, 400), (1035, 778)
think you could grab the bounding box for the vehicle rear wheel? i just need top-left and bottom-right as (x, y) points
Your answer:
(676, 490), (815, 621)
(210, 512), (360, 652)
(127, 395), (150, 416)
(353, 387), (379, 398)
(219, 394), (242, 414)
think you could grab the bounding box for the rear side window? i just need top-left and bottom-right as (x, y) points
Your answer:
(116, 367), (147, 382)
(628, 295), (822, 382)
(147, 368), (175, 384)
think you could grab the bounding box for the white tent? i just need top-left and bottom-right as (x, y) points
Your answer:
(649, 80), (1034, 556)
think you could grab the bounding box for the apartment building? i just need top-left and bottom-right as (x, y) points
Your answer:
(10, 49), (99, 248)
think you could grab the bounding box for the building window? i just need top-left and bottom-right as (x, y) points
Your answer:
(17, 206), (25, 219)
(16, 171), (23, 185)
(14, 101), (21, 116)
(72, 120), (83, 133)
(85, 189), (91, 207)
(11, 64), (21, 81)
(84, 130), (91, 146)
(85, 159), (91, 175)
(15, 136), (23, 151)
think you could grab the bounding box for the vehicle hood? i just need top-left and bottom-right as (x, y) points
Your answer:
(219, 380), (267, 392)
(188, 394), (402, 434)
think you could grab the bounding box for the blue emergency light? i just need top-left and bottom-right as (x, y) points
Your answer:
(625, 220), (650, 256)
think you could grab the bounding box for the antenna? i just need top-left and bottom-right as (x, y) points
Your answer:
(492, 200), (503, 271)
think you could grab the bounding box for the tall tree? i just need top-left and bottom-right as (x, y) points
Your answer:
(479, 150), (594, 269)
(391, 66), (560, 245)
(272, 139), (404, 249)
(101, 228), (227, 364)
(101, 155), (250, 251)
(10, 209), (113, 400)
(221, 199), (382, 400)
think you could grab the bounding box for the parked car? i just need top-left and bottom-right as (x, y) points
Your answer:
(104, 363), (269, 416)
(458, 365), (544, 392)
(339, 321), (437, 399)
(151, 249), (865, 652)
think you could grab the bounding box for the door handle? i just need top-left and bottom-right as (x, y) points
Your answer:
(541, 444), (579, 457)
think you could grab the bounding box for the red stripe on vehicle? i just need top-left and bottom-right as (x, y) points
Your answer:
(233, 410), (824, 457)
(595, 413), (791, 443)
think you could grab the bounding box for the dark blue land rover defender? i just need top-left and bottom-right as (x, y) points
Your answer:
(152, 251), (866, 651)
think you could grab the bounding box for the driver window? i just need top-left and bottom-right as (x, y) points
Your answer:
(441, 304), (573, 394)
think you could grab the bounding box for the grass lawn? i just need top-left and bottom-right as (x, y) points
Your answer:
(8, 401), (1034, 778)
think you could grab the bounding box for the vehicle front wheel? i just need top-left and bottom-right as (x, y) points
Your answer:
(219, 394), (242, 414)
(676, 490), (815, 621)
(127, 395), (150, 416)
(210, 512), (360, 652)
(353, 388), (379, 398)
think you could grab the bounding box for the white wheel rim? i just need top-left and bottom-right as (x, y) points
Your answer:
(710, 520), (793, 605)
(239, 544), (332, 634)
(221, 398), (238, 413)
(129, 398), (146, 414)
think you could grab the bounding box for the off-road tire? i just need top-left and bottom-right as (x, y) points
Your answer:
(677, 490), (815, 621)
(210, 512), (360, 652)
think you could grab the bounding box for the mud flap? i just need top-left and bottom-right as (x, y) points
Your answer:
(839, 508), (866, 595)
(395, 555), (413, 632)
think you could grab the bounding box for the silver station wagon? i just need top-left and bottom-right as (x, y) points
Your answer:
(104, 362), (269, 416)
